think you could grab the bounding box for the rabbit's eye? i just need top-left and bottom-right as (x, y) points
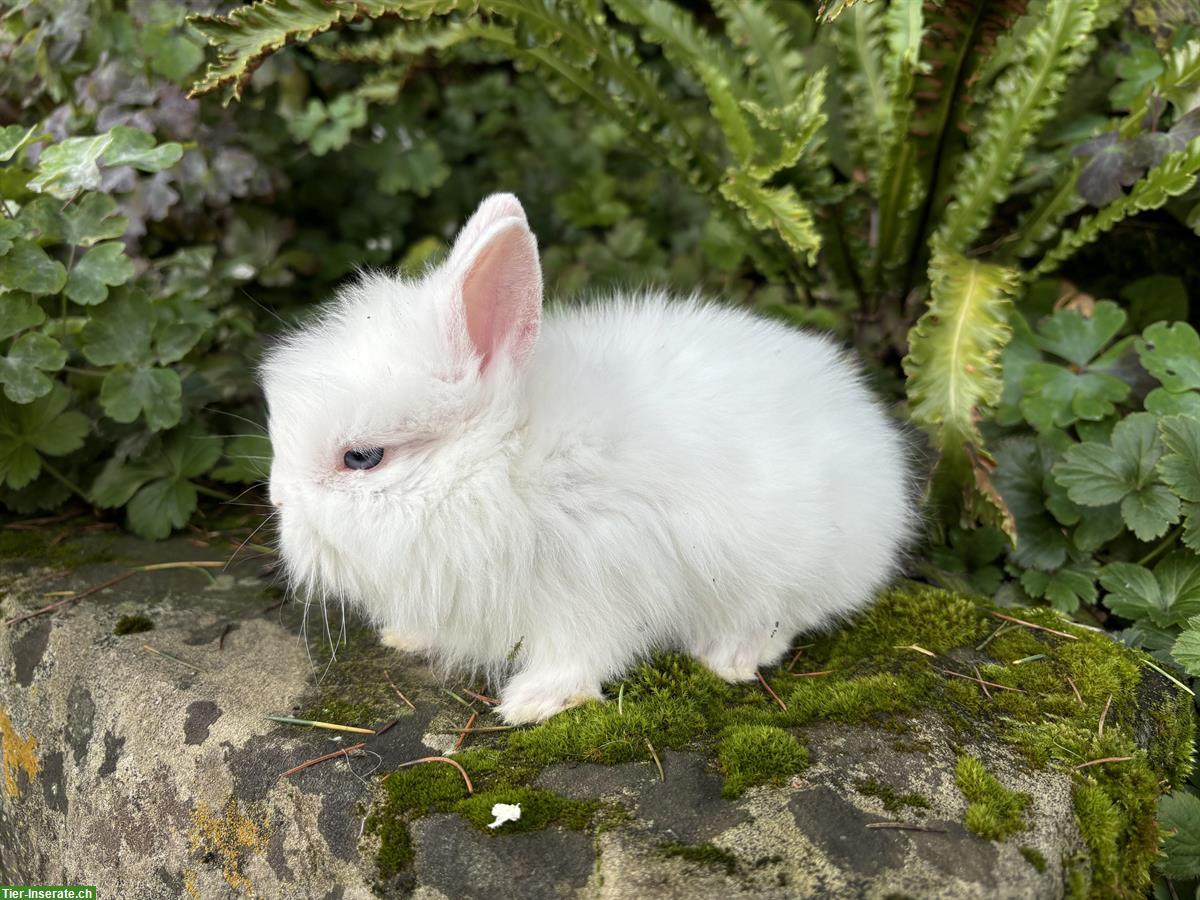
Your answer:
(344, 447), (385, 470)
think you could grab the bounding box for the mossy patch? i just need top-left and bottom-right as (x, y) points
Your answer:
(660, 841), (739, 874)
(854, 777), (930, 814)
(955, 758), (1032, 844)
(357, 582), (1192, 895)
(1019, 845), (1047, 873)
(113, 614), (154, 635)
(297, 619), (422, 728)
(716, 725), (808, 798)
(955, 754), (1030, 840)
(0, 526), (115, 570)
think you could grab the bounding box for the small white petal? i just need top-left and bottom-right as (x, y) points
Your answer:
(487, 802), (522, 829)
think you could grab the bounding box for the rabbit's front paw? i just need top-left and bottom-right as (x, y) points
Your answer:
(498, 670), (603, 725)
(694, 633), (792, 683)
(379, 628), (430, 654)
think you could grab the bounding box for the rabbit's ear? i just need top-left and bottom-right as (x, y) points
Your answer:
(447, 193), (527, 268)
(448, 196), (542, 370)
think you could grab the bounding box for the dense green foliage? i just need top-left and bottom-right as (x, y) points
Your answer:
(4, 0), (1200, 891)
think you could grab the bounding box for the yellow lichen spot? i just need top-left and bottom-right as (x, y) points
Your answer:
(182, 868), (201, 900)
(0, 707), (39, 797)
(189, 799), (271, 896)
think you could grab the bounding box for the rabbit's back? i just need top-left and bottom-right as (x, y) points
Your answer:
(517, 294), (914, 639)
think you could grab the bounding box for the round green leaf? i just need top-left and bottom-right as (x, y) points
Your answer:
(1138, 321), (1200, 394)
(28, 134), (114, 199)
(100, 367), (183, 431)
(1159, 415), (1200, 502)
(1158, 790), (1200, 879)
(0, 333), (67, 403)
(0, 239), (68, 295)
(101, 126), (184, 173)
(0, 294), (46, 341)
(66, 241), (136, 306)
(127, 478), (197, 540)
(80, 291), (154, 366)
(0, 385), (88, 489)
(1033, 301), (1126, 367)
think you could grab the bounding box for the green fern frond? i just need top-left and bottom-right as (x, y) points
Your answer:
(903, 250), (1020, 533)
(833, 2), (891, 187)
(606, 0), (755, 165)
(934, 0), (1101, 255)
(742, 71), (829, 181)
(719, 171), (821, 266)
(870, 0), (926, 288)
(310, 19), (487, 63)
(1027, 136), (1200, 280)
(189, 0), (464, 103)
(711, 0), (807, 109)
(818, 0), (878, 25)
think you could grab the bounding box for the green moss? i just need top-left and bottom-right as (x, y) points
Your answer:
(298, 619), (423, 728)
(660, 841), (739, 874)
(854, 778), (929, 814)
(454, 787), (599, 833)
(955, 754), (1030, 840)
(0, 527), (115, 569)
(716, 725), (808, 798)
(356, 583), (1193, 894)
(113, 614), (153, 635)
(1019, 845), (1047, 873)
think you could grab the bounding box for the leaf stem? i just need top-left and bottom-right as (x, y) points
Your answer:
(39, 459), (90, 503)
(195, 483), (236, 502)
(1136, 525), (1181, 568)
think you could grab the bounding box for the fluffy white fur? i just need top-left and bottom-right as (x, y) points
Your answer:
(262, 193), (915, 724)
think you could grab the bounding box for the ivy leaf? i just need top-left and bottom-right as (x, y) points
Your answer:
(0, 333), (66, 404)
(0, 239), (68, 295)
(1075, 133), (1150, 206)
(0, 385), (88, 489)
(1158, 790), (1200, 879)
(79, 290), (154, 366)
(1100, 555), (1200, 627)
(0, 124), (41, 162)
(1019, 362), (1129, 431)
(28, 134), (114, 199)
(101, 126), (184, 173)
(1054, 413), (1178, 539)
(1032, 300), (1126, 367)
(0, 294), (46, 340)
(65, 242), (136, 305)
(1138, 321), (1200, 394)
(211, 433), (272, 483)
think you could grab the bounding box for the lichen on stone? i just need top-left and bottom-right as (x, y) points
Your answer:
(188, 798), (271, 895)
(853, 777), (930, 814)
(0, 706), (39, 797)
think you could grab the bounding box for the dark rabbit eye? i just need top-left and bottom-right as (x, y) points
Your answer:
(344, 447), (385, 470)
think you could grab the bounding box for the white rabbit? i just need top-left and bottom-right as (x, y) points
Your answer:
(262, 193), (915, 725)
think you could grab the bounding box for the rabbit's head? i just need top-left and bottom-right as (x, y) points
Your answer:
(261, 193), (542, 603)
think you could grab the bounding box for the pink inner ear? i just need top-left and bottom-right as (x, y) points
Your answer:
(460, 220), (542, 370)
